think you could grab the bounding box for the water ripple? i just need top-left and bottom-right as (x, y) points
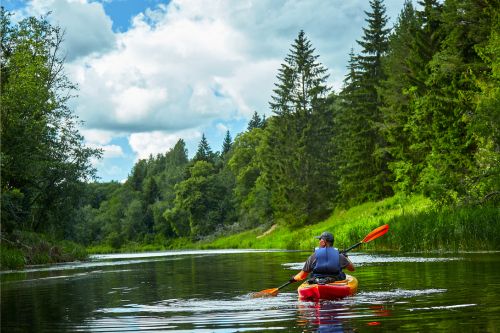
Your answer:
(283, 253), (461, 270)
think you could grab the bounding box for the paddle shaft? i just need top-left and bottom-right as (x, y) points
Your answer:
(341, 242), (362, 254)
(277, 280), (294, 291)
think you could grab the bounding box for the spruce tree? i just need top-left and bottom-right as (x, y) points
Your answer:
(247, 111), (265, 130)
(333, 50), (365, 204)
(221, 130), (232, 157)
(335, 0), (391, 205)
(378, 0), (421, 193)
(193, 133), (214, 163)
(413, 0), (497, 203)
(264, 30), (334, 226)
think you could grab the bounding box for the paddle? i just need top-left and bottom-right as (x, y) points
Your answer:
(251, 280), (294, 298)
(252, 224), (389, 298)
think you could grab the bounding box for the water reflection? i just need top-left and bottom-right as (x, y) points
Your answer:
(297, 299), (394, 332)
(1, 251), (499, 332)
(297, 301), (351, 332)
(90, 293), (298, 332)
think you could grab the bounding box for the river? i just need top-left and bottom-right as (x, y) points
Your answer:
(1, 250), (499, 332)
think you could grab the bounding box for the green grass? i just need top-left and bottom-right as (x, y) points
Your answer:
(0, 232), (88, 270)
(199, 195), (500, 252)
(87, 237), (193, 254)
(383, 204), (500, 251)
(87, 194), (499, 255)
(0, 245), (25, 270)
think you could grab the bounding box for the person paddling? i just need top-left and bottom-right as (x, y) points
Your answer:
(290, 232), (355, 285)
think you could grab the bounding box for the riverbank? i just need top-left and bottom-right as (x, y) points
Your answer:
(0, 232), (87, 270)
(199, 195), (500, 252)
(86, 195), (500, 255)
(3, 194), (498, 270)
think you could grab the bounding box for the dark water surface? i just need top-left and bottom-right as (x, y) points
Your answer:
(1, 250), (499, 332)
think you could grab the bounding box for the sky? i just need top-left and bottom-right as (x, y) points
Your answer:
(3, 0), (407, 182)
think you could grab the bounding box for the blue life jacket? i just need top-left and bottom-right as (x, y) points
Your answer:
(312, 247), (342, 278)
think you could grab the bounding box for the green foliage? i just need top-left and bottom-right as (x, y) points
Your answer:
(202, 195), (499, 252)
(379, 1), (421, 194)
(0, 245), (25, 269)
(264, 30), (335, 226)
(335, 0), (392, 205)
(229, 128), (272, 228)
(0, 231), (88, 269)
(165, 161), (228, 239)
(193, 133), (217, 163)
(0, 9), (101, 237)
(408, 0), (497, 204)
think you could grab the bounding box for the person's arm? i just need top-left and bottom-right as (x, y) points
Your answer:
(340, 253), (355, 271)
(289, 254), (315, 282)
(290, 270), (309, 282)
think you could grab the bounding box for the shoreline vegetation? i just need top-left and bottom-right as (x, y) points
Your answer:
(1, 232), (87, 270)
(2, 195), (498, 270)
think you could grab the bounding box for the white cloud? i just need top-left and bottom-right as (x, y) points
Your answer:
(86, 142), (124, 160)
(24, 0), (115, 60)
(80, 128), (114, 145)
(66, 0), (405, 134)
(129, 129), (201, 160)
(67, 3), (248, 132)
(14, 0), (407, 181)
(100, 144), (125, 159)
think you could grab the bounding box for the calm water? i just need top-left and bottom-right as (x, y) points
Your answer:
(1, 250), (499, 332)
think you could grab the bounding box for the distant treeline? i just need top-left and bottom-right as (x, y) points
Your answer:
(1, 0), (499, 251)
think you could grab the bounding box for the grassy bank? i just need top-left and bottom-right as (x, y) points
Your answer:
(5, 195), (497, 270)
(0, 231), (87, 270)
(198, 195), (500, 252)
(87, 195), (499, 254)
(86, 237), (192, 255)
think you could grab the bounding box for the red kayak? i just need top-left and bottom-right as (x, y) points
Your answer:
(298, 275), (358, 300)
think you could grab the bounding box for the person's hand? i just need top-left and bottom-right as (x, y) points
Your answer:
(289, 276), (296, 283)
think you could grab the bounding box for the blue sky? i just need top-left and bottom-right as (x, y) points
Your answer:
(4, 0), (407, 182)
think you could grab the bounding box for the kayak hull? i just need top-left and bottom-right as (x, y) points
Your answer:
(297, 275), (358, 300)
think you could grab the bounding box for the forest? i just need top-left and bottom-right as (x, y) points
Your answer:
(1, 0), (499, 267)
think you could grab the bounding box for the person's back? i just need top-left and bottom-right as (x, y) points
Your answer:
(289, 231), (354, 284)
(312, 246), (341, 278)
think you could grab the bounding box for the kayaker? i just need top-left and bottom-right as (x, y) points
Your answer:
(290, 231), (355, 284)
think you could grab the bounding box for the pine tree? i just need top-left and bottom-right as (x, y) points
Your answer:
(264, 30), (334, 226)
(473, 10), (500, 204)
(247, 111), (265, 130)
(378, 0), (421, 193)
(221, 130), (232, 157)
(193, 133), (214, 163)
(334, 51), (367, 204)
(413, 0), (497, 203)
(335, 0), (391, 204)
(357, 0), (391, 86)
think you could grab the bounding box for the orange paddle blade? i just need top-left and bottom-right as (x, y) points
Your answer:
(362, 224), (389, 243)
(251, 288), (279, 298)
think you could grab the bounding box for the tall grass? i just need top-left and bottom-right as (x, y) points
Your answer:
(0, 245), (25, 269)
(200, 195), (500, 252)
(384, 205), (500, 251)
(0, 231), (88, 270)
(86, 237), (194, 254)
